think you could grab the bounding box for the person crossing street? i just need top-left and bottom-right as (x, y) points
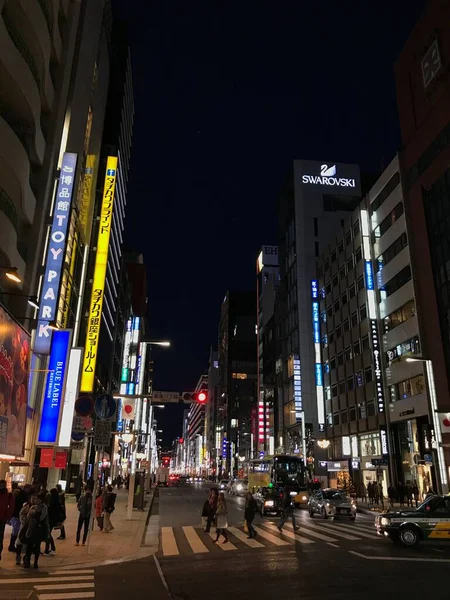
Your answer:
(278, 485), (299, 533)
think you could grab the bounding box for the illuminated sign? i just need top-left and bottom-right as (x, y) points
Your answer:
(370, 320), (385, 413)
(365, 260), (374, 291)
(315, 363), (323, 387)
(80, 156), (118, 392)
(380, 427), (388, 456)
(38, 329), (72, 444)
(293, 354), (302, 416)
(57, 347), (82, 447)
(79, 154), (96, 242)
(222, 437), (227, 458)
(34, 153), (77, 354)
(311, 280), (318, 300)
(302, 164), (356, 188)
(312, 302), (320, 343)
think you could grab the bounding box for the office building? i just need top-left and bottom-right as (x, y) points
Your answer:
(395, 0), (450, 492)
(206, 348), (219, 477)
(277, 160), (361, 462)
(187, 374), (208, 476)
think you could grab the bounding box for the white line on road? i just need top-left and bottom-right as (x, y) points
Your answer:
(349, 550), (450, 563)
(0, 576), (94, 586)
(182, 526), (209, 553)
(208, 532), (237, 550)
(47, 570), (94, 575)
(327, 543), (340, 548)
(228, 527), (264, 548)
(161, 526), (180, 556)
(39, 593), (95, 600)
(322, 522), (379, 539)
(296, 521), (361, 541)
(34, 584), (95, 591)
(283, 523), (339, 543)
(264, 522), (315, 544)
(253, 526), (291, 546)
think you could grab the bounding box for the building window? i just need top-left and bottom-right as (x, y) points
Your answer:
(347, 256), (354, 271)
(351, 311), (358, 327)
(346, 231), (352, 246)
(341, 410), (348, 424)
(370, 172), (400, 214)
(358, 403), (367, 419)
(364, 366), (373, 383)
(332, 274), (339, 287)
(338, 240), (344, 254)
(349, 284), (356, 299)
(332, 250), (337, 263)
(336, 324), (342, 338)
(355, 246), (362, 262)
(334, 299), (340, 312)
(384, 266), (412, 298)
(329, 331), (335, 344)
(373, 202), (404, 239)
(340, 265), (346, 280)
(325, 386), (331, 401)
(345, 346), (352, 361)
(342, 291), (348, 305)
(376, 233), (408, 272)
(232, 373), (248, 379)
(339, 380), (346, 394)
(325, 281), (332, 294)
(333, 413), (340, 426)
(359, 304), (367, 320)
(393, 374), (426, 400)
(327, 306), (333, 318)
(349, 406), (356, 421)
(315, 241), (320, 257)
(357, 276), (364, 291)
(353, 221), (360, 236)
(353, 340), (361, 356)
(367, 401), (376, 417)
(387, 336), (421, 361)
(337, 352), (344, 366)
(343, 318), (350, 332)
(384, 299), (416, 333)
(356, 371), (364, 387)
(360, 432), (380, 456)
(327, 413), (333, 426)
(331, 384), (338, 398)
(347, 375), (354, 391)
(330, 357), (336, 370)
(362, 335), (370, 351)
(325, 258), (330, 271)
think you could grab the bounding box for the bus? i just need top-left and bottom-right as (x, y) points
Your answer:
(248, 455), (310, 507)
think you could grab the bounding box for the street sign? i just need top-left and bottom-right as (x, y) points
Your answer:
(153, 391), (182, 404)
(94, 420), (112, 447)
(94, 393), (116, 420)
(72, 415), (93, 433)
(75, 395), (94, 417)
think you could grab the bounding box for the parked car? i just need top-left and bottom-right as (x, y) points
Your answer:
(231, 479), (248, 496)
(219, 479), (230, 491)
(308, 488), (356, 520)
(254, 486), (283, 516)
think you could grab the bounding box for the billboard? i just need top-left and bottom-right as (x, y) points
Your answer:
(80, 156), (118, 392)
(34, 152), (77, 354)
(298, 160), (361, 197)
(0, 304), (30, 457)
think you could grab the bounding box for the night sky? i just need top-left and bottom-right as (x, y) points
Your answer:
(112, 0), (426, 445)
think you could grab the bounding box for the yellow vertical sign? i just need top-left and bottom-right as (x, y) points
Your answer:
(80, 156), (118, 392)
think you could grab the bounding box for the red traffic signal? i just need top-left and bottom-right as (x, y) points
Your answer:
(194, 391), (207, 404)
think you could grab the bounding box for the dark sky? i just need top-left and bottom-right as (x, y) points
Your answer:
(112, 0), (426, 445)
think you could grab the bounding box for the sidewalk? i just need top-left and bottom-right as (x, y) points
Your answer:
(356, 499), (420, 514)
(0, 488), (154, 571)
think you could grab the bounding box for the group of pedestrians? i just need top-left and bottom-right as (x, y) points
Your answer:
(359, 481), (384, 506)
(387, 481), (421, 507)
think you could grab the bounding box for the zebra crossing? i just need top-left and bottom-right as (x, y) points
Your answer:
(158, 516), (380, 558)
(0, 568), (95, 600)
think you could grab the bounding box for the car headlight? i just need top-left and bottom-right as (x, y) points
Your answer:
(237, 485), (243, 491)
(380, 517), (391, 526)
(290, 491), (297, 497)
(301, 495), (307, 501)
(325, 502), (331, 507)
(264, 500), (274, 507)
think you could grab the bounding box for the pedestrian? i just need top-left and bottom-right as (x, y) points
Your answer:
(22, 492), (49, 569)
(360, 483), (367, 504)
(116, 475), (123, 489)
(278, 485), (299, 533)
(95, 488), (104, 531)
(397, 482), (405, 507)
(405, 481), (413, 508)
(388, 485), (396, 506)
(8, 484), (29, 552)
(213, 492), (229, 544)
(204, 488), (218, 533)
(412, 480), (420, 507)
(39, 483), (51, 503)
(373, 482), (380, 505)
(55, 484), (67, 540)
(244, 492), (260, 539)
(0, 478), (15, 562)
(16, 494), (34, 566)
(76, 488), (93, 546)
(74, 475), (83, 502)
(103, 485), (116, 533)
(86, 477), (95, 492)
(45, 488), (63, 555)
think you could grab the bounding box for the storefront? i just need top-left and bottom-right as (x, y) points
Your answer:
(359, 432), (389, 496)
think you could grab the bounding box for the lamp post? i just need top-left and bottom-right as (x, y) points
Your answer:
(406, 357), (449, 494)
(0, 266), (21, 283)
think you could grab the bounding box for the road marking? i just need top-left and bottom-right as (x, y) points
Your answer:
(47, 570), (94, 575)
(253, 525), (290, 546)
(349, 550), (450, 563)
(161, 526), (180, 556)
(299, 521), (361, 540)
(39, 593), (95, 600)
(182, 526), (209, 553)
(431, 548), (444, 552)
(327, 543), (340, 548)
(208, 532), (237, 550)
(283, 523), (339, 543)
(322, 522), (379, 539)
(35, 583), (95, 591)
(228, 527), (264, 548)
(0, 577), (94, 586)
(264, 522), (314, 544)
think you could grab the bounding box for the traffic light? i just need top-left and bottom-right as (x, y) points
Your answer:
(194, 391), (207, 404)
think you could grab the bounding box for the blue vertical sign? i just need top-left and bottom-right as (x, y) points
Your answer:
(34, 153), (77, 354)
(315, 363), (323, 386)
(311, 280), (319, 299)
(365, 260), (374, 291)
(311, 280), (320, 343)
(38, 329), (71, 443)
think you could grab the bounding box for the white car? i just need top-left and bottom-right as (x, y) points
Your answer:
(230, 479), (248, 496)
(219, 479), (230, 491)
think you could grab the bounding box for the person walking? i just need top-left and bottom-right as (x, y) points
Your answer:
(397, 482), (405, 507)
(76, 488), (93, 546)
(213, 492), (229, 544)
(74, 475), (83, 502)
(388, 484), (396, 507)
(360, 483), (367, 504)
(103, 485), (116, 533)
(55, 484), (67, 540)
(278, 485), (299, 533)
(8, 484), (29, 552)
(95, 488), (104, 531)
(23, 492), (49, 569)
(244, 492), (259, 539)
(0, 479), (15, 562)
(16, 494), (34, 566)
(412, 480), (420, 507)
(45, 488), (63, 555)
(405, 482), (413, 508)
(204, 488), (218, 533)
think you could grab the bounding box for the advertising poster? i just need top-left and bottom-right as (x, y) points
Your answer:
(0, 303), (30, 457)
(40, 448), (54, 468)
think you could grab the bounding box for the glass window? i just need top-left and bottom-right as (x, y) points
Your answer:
(364, 366), (373, 383)
(334, 299), (340, 312)
(360, 432), (380, 456)
(342, 291), (348, 305)
(376, 233), (408, 271)
(362, 335), (370, 351)
(358, 403), (366, 419)
(336, 324), (342, 338)
(325, 386), (331, 401)
(338, 240), (344, 254)
(327, 306), (333, 318)
(325, 258), (330, 271)
(345, 346), (352, 361)
(346, 231), (352, 246)
(349, 284), (356, 299)
(339, 380), (346, 394)
(353, 340), (361, 356)
(340, 265), (346, 280)
(383, 266), (412, 298)
(347, 256), (354, 271)
(343, 318), (350, 332)
(333, 413), (340, 426)
(371, 172), (400, 214)
(333, 274), (339, 287)
(373, 202), (404, 239)
(341, 410), (348, 424)
(325, 282), (332, 295)
(326, 413), (333, 426)
(351, 311), (359, 327)
(330, 357), (336, 370)
(384, 299), (416, 333)
(337, 352), (344, 366)
(349, 406), (356, 421)
(356, 371), (364, 387)
(360, 304), (367, 320)
(367, 401), (376, 417)
(329, 331), (335, 344)
(332, 250), (337, 263)
(357, 276), (365, 291)
(387, 336), (421, 362)
(395, 375), (426, 400)
(347, 375), (354, 391)
(331, 384), (338, 397)
(355, 247), (362, 262)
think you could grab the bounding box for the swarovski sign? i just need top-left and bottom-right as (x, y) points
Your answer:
(302, 164), (356, 188)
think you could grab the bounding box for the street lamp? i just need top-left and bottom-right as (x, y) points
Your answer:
(0, 292), (40, 310)
(406, 357), (448, 494)
(147, 340), (171, 347)
(0, 267), (21, 283)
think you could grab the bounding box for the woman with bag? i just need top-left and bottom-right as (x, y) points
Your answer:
(23, 493), (49, 569)
(205, 488), (218, 533)
(103, 485), (116, 533)
(45, 488), (63, 554)
(95, 488), (104, 531)
(213, 492), (229, 544)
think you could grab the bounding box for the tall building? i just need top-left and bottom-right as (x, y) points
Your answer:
(277, 160), (361, 462)
(187, 374), (208, 476)
(256, 245), (280, 456)
(395, 0), (450, 493)
(217, 291), (257, 478)
(206, 348), (219, 477)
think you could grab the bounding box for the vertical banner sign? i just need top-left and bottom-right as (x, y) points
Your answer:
(38, 329), (72, 444)
(40, 448), (54, 468)
(58, 348), (83, 447)
(34, 153), (77, 354)
(370, 320), (385, 413)
(80, 156), (118, 392)
(311, 279), (325, 430)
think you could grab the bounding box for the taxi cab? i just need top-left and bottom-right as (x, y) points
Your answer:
(376, 494), (450, 547)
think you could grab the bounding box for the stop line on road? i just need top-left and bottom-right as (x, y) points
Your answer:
(159, 517), (381, 557)
(0, 569), (96, 600)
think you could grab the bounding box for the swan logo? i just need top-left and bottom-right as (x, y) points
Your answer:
(302, 163), (356, 188)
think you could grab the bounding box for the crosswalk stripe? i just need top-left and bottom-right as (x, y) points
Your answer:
(39, 593), (95, 600)
(253, 525), (290, 546)
(228, 527), (264, 548)
(0, 577), (94, 586)
(282, 523), (339, 542)
(264, 522), (315, 544)
(208, 532), (237, 550)
(35, 583), (95, 591)
(299, 521), (361, 540)
(182, 526), (209, 553)
(321, 522), (379, 539)
(161, 526), (180, 556)
(348, 523), (377, 534)
(48, 570), (94, 575)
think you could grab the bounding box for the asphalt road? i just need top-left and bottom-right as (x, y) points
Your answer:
(2, 483), (450, 600)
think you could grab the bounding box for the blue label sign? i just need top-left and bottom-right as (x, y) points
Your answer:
(312, 301), (320, 343)
(311, 280), (319, 299)
(34, 153), (77, 354)
(38, 329), (71, 443)
(365, 260), (374, 291)
(315, 363), (323, 387)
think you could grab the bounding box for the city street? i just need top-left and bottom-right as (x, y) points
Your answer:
(2, 484), (450, 600)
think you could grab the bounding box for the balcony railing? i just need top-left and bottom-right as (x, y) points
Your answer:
(3, 12), (40, 89)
